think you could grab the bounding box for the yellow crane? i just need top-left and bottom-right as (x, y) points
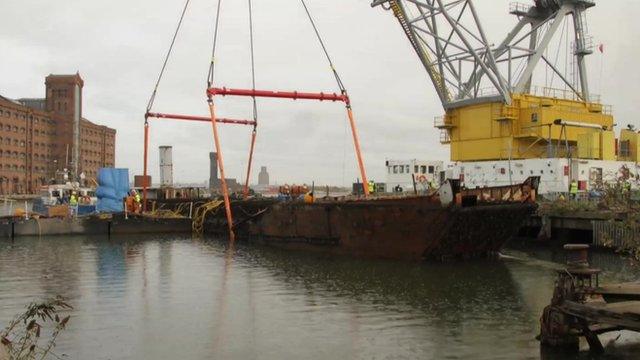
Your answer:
(372, 0), (638, 163)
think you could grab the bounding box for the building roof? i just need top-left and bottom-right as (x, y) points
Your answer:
(0, 94), (21, 105)
(81, 117), (117, 133)
(16, 98), (46, 111)
(45, 73), (84, 86)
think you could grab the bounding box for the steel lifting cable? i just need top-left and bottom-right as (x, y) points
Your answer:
(248, 0), (258, 123)
(207, 0), (224, 88)
(299, 0), (370, 195)
(146, 0), (192, 118)
(243, 0), (259, 199)
(142, 0), (191, 212)
(206, 0), (237, 240)
(300, 0), (347, 97)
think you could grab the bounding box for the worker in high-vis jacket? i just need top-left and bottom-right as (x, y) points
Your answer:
(69, 191), (78, 217)
(132, 189), (142, 213)
(69, 191), (78, 206)
(304, 192), (314, 204)
(570, 180), (578, 200)
(368, 181), (375, 195)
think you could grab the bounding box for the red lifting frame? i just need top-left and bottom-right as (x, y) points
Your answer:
(207, 86), (370, 197)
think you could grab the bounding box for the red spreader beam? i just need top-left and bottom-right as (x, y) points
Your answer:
(207, 85), (370, 197)
(207, 87), (350, 105)
(146, 112), (256, 126)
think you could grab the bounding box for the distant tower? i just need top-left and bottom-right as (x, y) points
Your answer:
(45, 74), (83, 180)
(209, 152), (219, 189)
(159, 146), (173, 187)
(258, 166), (269, 186)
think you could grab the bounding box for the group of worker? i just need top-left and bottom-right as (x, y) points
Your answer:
(568, 179), (633, 200)
(64, 191), (91, 217)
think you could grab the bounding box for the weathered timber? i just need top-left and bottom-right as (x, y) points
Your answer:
(539, 244), (640, 354)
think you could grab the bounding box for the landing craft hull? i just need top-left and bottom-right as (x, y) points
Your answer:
(242, 198), (536, 261)
(203, 178), (540, 260)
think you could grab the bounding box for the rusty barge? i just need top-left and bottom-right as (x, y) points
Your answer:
(203, 177), (540, 261)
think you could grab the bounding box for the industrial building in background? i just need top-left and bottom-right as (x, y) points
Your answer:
(258, 166), (269, 186)
(0, 73), (116, 194)
(208, 152), (241, 192)
(159, 146), (173, 187)
(373, 0), (640, 194)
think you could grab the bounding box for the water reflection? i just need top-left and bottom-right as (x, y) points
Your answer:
(0, 235), (637, 360)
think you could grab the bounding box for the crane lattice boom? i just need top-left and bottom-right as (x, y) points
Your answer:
(372, 0), (596, 110)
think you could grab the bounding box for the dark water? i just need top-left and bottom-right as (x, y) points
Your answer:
(1, 236), (639, 360)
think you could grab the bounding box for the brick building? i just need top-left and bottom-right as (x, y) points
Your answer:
(0, 73), (116, 194)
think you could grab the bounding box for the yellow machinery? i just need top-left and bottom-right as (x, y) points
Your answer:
(619, 129), (640, 162)
(438, 94), (616, 161)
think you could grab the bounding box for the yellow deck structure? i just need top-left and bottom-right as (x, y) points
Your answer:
(434, 92), (636, 162)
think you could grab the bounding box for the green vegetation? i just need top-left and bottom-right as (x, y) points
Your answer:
(539, 181), (640, 260)
(1, 297), (72, 360)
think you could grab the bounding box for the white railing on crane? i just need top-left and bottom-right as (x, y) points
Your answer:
(509, 2), (533, 15)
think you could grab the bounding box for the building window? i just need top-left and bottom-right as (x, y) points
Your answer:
(399, 166), (404, 174)
(428, 166), (435, 174)
(393, 166), (398, 174)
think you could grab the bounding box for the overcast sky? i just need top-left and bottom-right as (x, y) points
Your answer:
(1, 0), (639, 186)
